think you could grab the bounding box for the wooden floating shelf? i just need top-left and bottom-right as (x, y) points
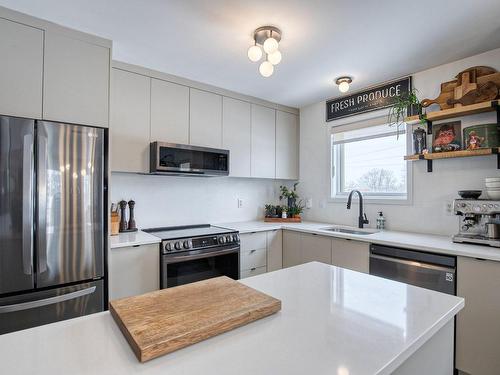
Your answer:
(405, 100), (498, 123)
(405, 148), (499, 161)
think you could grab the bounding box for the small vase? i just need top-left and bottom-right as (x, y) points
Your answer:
(282, 212), (287, 219)
(288, 197), (296, 209)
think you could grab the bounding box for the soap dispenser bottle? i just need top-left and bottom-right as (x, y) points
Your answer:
(376, 212), (386, 230)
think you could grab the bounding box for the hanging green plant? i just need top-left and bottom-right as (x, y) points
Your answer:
(387, 88), (427, 137)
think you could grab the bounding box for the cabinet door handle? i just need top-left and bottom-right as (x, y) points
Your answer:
(250, 249), (256, 254)
(251, 267), (256, 271)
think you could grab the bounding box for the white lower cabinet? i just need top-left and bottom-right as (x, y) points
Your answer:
(331, 238), (370, 273)
(109, 244), (159, 300)
(239, 232), (267, 278)
(283, 230), (302, 268)
(283, 230), (332, 267)
(241, 267), (266, 279)
(267, 230), (283, 272)
(456, 257), (500, 375)
(300, 233), (332, 264)
(282, 230), (369, 272)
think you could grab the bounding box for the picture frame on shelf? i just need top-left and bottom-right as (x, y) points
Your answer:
(432, 121), (462, 153)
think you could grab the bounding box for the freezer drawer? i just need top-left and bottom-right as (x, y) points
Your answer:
(0, 280), (103, 335)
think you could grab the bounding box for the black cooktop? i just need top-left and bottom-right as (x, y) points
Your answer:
(143, 224), (235, 240)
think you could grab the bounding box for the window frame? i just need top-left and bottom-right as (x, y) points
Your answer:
(329, 123), (413, 205)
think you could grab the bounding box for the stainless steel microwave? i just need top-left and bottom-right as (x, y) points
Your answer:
(150, 142), (229, 176)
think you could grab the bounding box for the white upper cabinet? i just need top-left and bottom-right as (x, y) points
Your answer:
(251, 104), (276, 178)
(222, 97), (251, 177)
(43, 32), (110, 127)
(0, 18), (43, 119)
(276, 111), (299, 180)
(189, 89), (222, 148)
(150, 79), (189, 144)
(110, 69), (151, 173)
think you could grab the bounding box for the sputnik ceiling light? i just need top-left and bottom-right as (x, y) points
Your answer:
(336, 77), (353, 93)
(247, 26), (282, 78)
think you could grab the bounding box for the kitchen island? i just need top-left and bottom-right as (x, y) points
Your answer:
(0, 262), (463, 374)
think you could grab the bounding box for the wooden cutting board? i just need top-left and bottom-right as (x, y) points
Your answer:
(109, 276), (281, 362)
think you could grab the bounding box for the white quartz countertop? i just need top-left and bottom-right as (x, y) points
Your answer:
(218, 220), (500, 261)
(0, 262), (463, 375)
(110, 230), (160, 249)
(109, 220), (500, 261)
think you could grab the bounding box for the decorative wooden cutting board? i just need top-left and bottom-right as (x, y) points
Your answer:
(109, 276), (281, 362)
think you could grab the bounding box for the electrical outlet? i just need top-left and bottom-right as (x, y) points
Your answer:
(444, 201), (453, 216)
(306, 198), (313, 209)
(237, 198), (243, 208)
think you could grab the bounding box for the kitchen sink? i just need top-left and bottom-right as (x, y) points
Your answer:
(320, 227), (378, 235)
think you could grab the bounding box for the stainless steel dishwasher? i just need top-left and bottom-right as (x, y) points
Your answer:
(369, 244), (456, 295)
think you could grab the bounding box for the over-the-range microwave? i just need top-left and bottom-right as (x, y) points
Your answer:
(150, 142), (229, 176)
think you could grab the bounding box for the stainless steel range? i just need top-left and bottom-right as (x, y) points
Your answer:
(144, 225), (240, 288)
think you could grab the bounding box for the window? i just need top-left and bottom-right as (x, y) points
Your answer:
(331, 122), (410, 202)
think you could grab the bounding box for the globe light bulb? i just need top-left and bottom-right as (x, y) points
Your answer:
(338, 80), (350, 93)
(259, 61), (274, 77)
(263, 37), (279, 54)
(267, 50), (282, 65)
(247, 45), (263, 62)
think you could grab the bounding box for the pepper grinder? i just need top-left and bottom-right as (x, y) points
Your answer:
(127, 200), (137, 231)
(119, 200), (128, 232)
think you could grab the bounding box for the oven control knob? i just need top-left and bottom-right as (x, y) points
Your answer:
(183, 240), (192, 249)
(164, 242), (173, 252)
(174, 241), (182, 250)
(226, 235), (232, 243)
(218, 236), (226, 244)
(233, 234), (239, 242)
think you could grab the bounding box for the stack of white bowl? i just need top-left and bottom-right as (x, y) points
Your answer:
(485, 177), (500, 199)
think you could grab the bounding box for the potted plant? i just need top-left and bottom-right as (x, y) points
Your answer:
(281, 206), (288, 219)
(279, 183), (299, 208)
(264, 204), (274, 218)
(288, 200), (306, 219)
(387, 88), (427, 136)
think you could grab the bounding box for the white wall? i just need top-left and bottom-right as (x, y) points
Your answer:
(111, 173), (282, 228)
(299, 48), (500, 236)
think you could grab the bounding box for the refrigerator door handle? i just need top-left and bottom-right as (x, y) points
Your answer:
(22, 134), (34, 275)
(0, 286), (96, 314)
(37, 134), (48, 274)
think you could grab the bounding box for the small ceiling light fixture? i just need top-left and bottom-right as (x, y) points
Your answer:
(247, 26), (282, 77)
(336, 76), (353, 93)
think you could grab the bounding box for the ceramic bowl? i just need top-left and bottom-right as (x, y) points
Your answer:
(458, 190), (483, 199)
(486, 182), (500, 188)
(485, 177), (500, 182)
(487, 190), (500, 200)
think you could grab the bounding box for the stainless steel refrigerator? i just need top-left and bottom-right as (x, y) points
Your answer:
(0, 116), (106, 334)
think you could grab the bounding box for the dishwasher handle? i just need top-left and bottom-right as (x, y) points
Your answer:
(369, 253), (456, 273)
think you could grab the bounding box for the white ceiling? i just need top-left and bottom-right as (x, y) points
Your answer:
(2, 0), (500, 108)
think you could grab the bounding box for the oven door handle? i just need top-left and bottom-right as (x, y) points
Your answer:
(164, 246), (239, 264)
(370, 254), (455, 273)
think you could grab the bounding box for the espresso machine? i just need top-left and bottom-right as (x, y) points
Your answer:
(452, 199), (500, 247)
